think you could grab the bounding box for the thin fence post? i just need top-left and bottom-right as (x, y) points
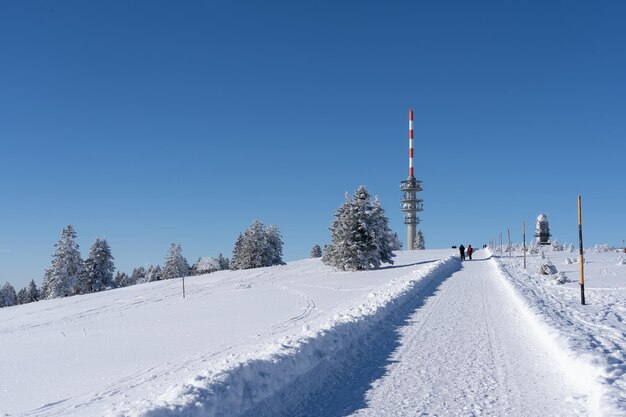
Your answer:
(578, 196), (585, 305)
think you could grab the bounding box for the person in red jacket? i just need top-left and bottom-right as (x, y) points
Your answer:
(467, 244), (474, 260)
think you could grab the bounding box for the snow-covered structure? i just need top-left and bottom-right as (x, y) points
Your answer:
(535, 214), (551, 245)
(191, 257), (221, 275)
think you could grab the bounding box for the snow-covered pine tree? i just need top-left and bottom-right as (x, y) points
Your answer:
(113, 272), (131, 287)
(217, 253), (230, 270)
(323, 187), (378, 270)
(162, 243), (189, 280)
(26, 279), (39, 302)
(414, 230), (425, 250)
(322, 193), (356, 270)
(230, 221), (285, 270)
(0, 282), (17, 307)
(371, 196), (397, 265)
(323, 186), (397, 271)
(17, 287), (28, 304)
(41, 225), (83, 299)
(230, 234), (245, 270)
(145, 265), (162, 282)
(131, 267), (147, 284)
(17, 280), (39, 304)
(80, 238), (115, 293)
(244, 220), (266, 269)
(264, 224), (285, 266)
(390, 232), (403, 251)
(310, 244), (322, 258)
(231, 221), (265, 270)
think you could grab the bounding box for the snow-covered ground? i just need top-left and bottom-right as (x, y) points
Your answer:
(346, 252), (590, 416)
(0, 249), (455, 417)
(2, 247), (625, 417)
(494, 247), (626, 416)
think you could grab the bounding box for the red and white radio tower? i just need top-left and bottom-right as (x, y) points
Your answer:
(400, 108), (423, 250)
(409, 108), (414, 177)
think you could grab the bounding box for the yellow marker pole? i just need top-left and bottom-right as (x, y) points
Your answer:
(523, 221), (527, 269)
(578, 196), (585, 305)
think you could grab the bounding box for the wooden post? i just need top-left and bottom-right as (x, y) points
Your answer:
(523, 221), (527, 269)
(578, 196), (585, 305)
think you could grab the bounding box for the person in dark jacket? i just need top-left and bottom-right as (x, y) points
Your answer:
(459, 244), (466, 260)
(467, 244), (473, 260)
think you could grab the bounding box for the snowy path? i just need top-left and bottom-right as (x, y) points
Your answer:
(254, 253), (590, 417)
(345, 254), (588, 416)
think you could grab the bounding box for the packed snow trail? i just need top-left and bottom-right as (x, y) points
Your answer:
(250, 252), (591, 417)
(345, 253), (589, 417)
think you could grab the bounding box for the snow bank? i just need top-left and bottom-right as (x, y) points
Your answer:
(110, 256), (459, 417)
(491, 250), (625, 416)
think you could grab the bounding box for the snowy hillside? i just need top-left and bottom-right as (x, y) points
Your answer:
(3, 247), (626, 417)
(0, 250), (455, 417)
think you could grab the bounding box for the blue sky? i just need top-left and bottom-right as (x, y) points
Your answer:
(1, 1), (625, 289)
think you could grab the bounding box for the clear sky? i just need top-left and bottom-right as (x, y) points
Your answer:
(1, 1), (625, 289)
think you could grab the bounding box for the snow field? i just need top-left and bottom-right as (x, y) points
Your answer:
(493, 249), (626, 416)
(0, 249), (455, 416)
(5, 247), (624, 416)
(110, 255), (461, 417)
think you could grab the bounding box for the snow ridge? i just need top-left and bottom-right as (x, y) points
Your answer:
(110, 256), (460, 417)
(492, 252), (624, 417)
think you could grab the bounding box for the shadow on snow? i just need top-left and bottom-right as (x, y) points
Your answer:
(241, 259), (459, 417)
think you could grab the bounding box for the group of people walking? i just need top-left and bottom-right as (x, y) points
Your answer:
(459, 244), (473, 261)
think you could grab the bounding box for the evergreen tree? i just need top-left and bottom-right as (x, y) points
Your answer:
(146, 265), (162, 282)
(310, 244), (322, 258)
(230, 221), (285, 270)
(17, 280), (39, 304)
(390, 232), (403, 251)
(323, 186), (397, 271)
(230, 234), (245, 270)
(113, 271), (131, 288)
(370, 196), (397, 265)
(26, 279), (39, 302)
(131, 267), (147, 284)
(231, 221), (265, 270)
(0, 282), (17, 307)
(414, 230), (426, 250)
(80, 238), (115, 293)
(217, 253), (230, 270)
(264, 224), (285, 266)
(41, 225), (83, 299)
(162, 243), (189, 280)
(17, 287), (28, 305)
